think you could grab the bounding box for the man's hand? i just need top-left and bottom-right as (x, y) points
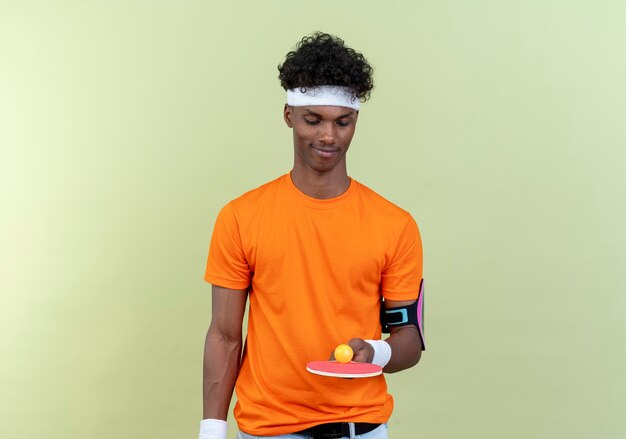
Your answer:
(329, 338), (374, 363)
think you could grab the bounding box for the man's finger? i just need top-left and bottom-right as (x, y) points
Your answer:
(347, 338), (374, 363)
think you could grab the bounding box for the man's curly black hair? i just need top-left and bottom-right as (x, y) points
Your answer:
(278, 32), (374, 102)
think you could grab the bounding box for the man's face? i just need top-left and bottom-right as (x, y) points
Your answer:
(284, 105), (359, 174)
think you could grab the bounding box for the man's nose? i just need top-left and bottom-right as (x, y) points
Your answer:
(319, 122), (336, 144)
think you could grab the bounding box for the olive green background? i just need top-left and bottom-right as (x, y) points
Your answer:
(1, 1), (625, 438)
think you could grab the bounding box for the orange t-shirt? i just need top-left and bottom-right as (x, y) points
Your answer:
(205, 173), (423, 436)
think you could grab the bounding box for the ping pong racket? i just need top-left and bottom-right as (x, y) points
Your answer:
(306, 360), (382, 378)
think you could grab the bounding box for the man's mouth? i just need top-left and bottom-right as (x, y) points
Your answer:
(311, 145), (339, 158)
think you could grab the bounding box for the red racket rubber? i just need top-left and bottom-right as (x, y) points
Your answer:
(306, 360), (382, 378)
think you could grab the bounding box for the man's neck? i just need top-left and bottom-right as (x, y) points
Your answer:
(290, 166), (350, 199)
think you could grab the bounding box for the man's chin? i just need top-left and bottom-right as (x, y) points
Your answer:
(308, 159), (341, 174)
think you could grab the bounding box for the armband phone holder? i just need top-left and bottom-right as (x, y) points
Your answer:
(380, 279), (425, 350)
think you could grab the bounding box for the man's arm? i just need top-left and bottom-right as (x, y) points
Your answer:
(203, 284), (248, 420)
(345, 299), (422, 374)
(380, 298), (422, 373)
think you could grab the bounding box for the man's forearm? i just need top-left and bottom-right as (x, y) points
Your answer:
(202, 326), (242, 420)
(383, 325), (422, 373)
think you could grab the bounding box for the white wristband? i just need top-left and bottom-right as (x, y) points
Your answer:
(199, 419), (227, 439)
(364, 339), (392, 368)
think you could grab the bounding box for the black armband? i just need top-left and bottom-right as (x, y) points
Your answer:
(381, 279), (425, 350)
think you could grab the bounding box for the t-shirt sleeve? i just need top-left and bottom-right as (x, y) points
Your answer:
(381, 214), (423, 301)
(204, 202), (251, 290)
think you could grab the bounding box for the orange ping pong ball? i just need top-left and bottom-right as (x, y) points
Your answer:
(334, 344), (354, 363)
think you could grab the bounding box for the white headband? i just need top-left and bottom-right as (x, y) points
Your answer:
(287, 86), (360, 111)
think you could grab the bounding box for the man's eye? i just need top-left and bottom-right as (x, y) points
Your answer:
(304, 119), (320, 125)
(337, 121), (350, 127)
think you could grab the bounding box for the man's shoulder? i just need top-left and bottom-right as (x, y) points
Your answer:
(227, 174), (285, 211)
(355, 179), (413, 222)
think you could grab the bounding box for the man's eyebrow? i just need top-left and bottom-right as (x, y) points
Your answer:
(303, 109), (322, 117)
(303, 109), (355, 119)
(336, 111), (355, 119)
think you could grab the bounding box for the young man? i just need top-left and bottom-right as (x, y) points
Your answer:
(200, 33), (425, 439)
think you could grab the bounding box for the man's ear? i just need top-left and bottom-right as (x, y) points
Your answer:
(283, 104), (293, 128)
